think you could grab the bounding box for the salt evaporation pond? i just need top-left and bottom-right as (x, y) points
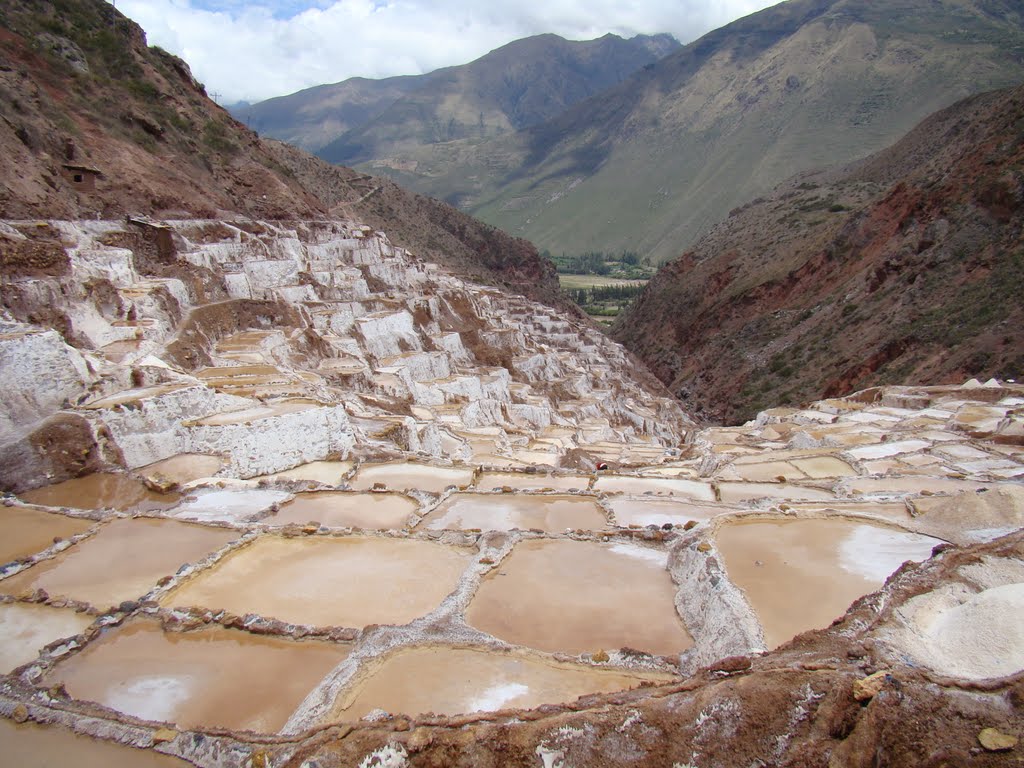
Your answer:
(138, 454), (225, 486)
(328, 646), (675, 721)
(348, 462), (475, 493)
(417, 492), (606, 532)
(19, 473), (179, 512)
(716, 517), (942, 648)
(0, 506), (92, 562)
(592, 475), (715, 500)
(162, 535), (471, 628)
(467, 539), (692, 655)
(268, 491), (418, 529)
(0, 718), (189, 767)
(0, 518), (238, 608)
(607, 498), (726, 528)
(474, 471), (590, 492)
(168, 487), (291, 524)
(44, 619), (347, 732)
(261, 460), (353, 485)
(0, 602), (94, 673)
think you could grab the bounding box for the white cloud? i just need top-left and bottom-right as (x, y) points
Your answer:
(113, 0), (781, 103)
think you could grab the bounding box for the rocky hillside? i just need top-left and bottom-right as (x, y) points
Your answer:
(613, 83), (1024, 423)
(240, 33), (679, 161)
(0, 0), (566, 308)
(383, 0), (1024, 261)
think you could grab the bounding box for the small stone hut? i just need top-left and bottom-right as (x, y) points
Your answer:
(60, 164), (102, 191)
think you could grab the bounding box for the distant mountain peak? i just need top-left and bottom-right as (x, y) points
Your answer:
(237, 32), (681, 157)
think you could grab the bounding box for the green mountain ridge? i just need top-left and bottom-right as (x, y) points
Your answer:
(371, 0), (1024, 263)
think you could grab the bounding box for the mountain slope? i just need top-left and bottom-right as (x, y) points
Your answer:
(239, 32), (679, 160)
(383, 0), (1024, 260)
(0, 0), (566, 308)
(612, 83), (1024, 423)
(234, 75), (422, 154)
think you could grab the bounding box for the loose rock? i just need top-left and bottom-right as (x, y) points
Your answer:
(978, 727), (1017, 752)
(853, 670), (891, 702)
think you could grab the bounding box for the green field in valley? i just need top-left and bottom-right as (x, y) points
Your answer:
(557, 274), (648, 289)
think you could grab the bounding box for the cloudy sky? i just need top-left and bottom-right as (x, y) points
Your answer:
(112, 0), (782, 104)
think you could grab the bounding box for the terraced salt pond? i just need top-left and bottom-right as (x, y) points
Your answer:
(161, 536), (471, 627)
(137, 454), (225, 486)
(0, 518), (238, 608)
(418, 492), (607, 532)
(261, 460), (353, 485)
(0, 602), (94, 672)
(716, 482), (835, 503)
(44, 619), (347, 731)
(268, 491), (418, 529)
(348, 462), (475, 493)
(608, 498), (726, 528)
(592, 475), (715, 499)
(18, 473), (179, 511)
(169, 487), (291, 524)
(0, 506), (93, 562)
(716, 518), (941, 648)
(328, 646), (675, 721)
(475, 471), (590, 492)
(467, 539), (691, 655)
(0, 718), (189, 768)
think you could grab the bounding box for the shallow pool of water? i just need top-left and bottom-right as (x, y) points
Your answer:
(162, 535), (471, 628)
(0, 518), (238, 609)
(845, 477), (987, 496)
(467, 539), (692, 655)
(592, 475), (715, 500)
(0, 602), (94, 673)
(607, 499), (726, 528)
(348, 463), (474, 494)
(0, 719), (189, 768)
(790, 456), (857, 479)
(45, 618), (347, 732)
(169, 487), (291, 524)
(0, 506), (93, 563)
(716, 482), (834, 503)
(19, 474), (179, 512)
(267, 491), (418, 529)
(261, 460), (354, 485)
(418, 493), (606, 533)
(716, 517), (941, 648)
(475, 472), (590, 493)
(328, 645), (675, 721)
(138, 454), (225, 486)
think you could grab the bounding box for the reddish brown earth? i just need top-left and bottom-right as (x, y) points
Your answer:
(0, 0), (567, 309)
(614, 85), (1024, 423)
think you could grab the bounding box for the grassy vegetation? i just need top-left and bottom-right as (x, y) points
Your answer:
(904, 248), (1024, 346)
(558, 274), (648, 289)
(551, 250), (652, 320)
(548, 250), (655, 279)
(561, 279), (647, 321)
